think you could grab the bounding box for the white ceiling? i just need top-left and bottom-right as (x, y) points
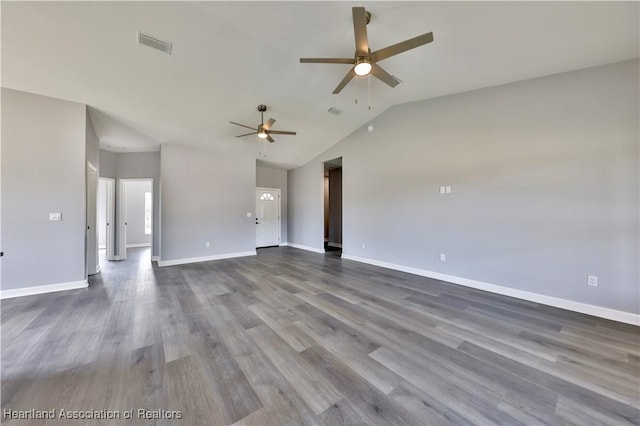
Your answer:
(2, 1), (638, 168)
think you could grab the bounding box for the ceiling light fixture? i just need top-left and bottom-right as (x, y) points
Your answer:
(354, 58), (372, 76)
(257, 128), (268, 139)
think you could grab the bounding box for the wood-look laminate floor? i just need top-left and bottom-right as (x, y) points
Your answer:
(2, 247), (639, 425)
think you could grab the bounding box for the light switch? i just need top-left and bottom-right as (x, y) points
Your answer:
(49, 212), (62, 221)
(439, 186), (446, 194)
(246, 212), (252, 217)
(445, 186), (451, 194)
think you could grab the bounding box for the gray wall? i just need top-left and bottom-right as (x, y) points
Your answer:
(86, 112), (99, 168)
(288, 161), (324, 249)
(99, 150), (160, 257)
(256, 163), (288, 243)
(161, 144), (255, 261)
(1, 88), (86, 290)
(99, 149), (117, 179)
(287, 59), (639, 314)
(125, 180), (152, 246)
(328, 168), (342, 245)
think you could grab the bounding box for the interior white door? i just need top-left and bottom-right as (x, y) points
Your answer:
(256, 188), (280, 248)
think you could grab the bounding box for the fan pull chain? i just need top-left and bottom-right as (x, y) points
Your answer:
(368, 75), (372, 111)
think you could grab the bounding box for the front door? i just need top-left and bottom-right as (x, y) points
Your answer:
(256, 188), (280, 248)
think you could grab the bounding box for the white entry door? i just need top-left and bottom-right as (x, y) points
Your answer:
(256, 188), (280, 248)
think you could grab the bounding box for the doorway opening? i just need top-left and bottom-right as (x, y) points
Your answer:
(119, 179), (153, 260)
(256, 187), (281, 248)
(323, 157), (342, 255)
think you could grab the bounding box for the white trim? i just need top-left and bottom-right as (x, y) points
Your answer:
(126, 243), (152, 248)
(112, 255), (123, 261)
(0, 280), (88, 299)
(328, 242), (342, 248)
(158, 251), (256, 267)
(287, 243), (325, 254)
(280, 242), (288, 246)
(151, 256), (160, 262)
(341, 254), (640, 326)
(99, 177), (116, 261)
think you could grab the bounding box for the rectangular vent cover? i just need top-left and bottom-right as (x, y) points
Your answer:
(327, 107), (343, 115)
(137, 32), (172, 55)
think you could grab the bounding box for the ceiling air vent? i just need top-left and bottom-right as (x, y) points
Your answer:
(327, 107), (343, 115)
(137, 31), (172, 55)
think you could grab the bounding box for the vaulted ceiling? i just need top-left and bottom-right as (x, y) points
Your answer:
(2, 2), (638, 168)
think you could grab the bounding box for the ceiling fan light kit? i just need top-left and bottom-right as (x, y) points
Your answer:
(354, 58), (372, 76)
(300, 6), (434, 94)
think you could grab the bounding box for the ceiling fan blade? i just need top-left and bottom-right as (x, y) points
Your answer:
(236, 132), (258, 137)
(332, 68), (356, 94)
(352, 7), (369, 56)
(370, 32), (434, 63)
(229, 121), (257, 131)
(267, 135), (275, 143)
(300, 58), (356, 64)
(267, 130), (296, 135)
(264, 118), (276, 130)
(371, 64), (400, 88)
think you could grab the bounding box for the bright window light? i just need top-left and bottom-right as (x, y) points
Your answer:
(144, 192), (152, 235)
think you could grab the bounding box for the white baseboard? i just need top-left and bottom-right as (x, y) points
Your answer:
(0, 280), (89, 299)
(127, 243), (151, 248)
(286, 243), (325, 254)
(158, 251), (257, 267)
(151, 256), (160, 262)
(328, 242), (342, 248)
(341, 253), (640, 326)
(112, 255), (123, 261)
(280, 242), (288, 246)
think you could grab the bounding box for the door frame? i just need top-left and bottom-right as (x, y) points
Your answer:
(86, 161), (99, 277)
(119, 178), (154, 260)
(100, 177), (116, 261)
(256, 187), (281, 248)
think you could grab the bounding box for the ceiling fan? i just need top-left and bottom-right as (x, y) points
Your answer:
(300, 7), (434, 94)
(230, 105), (297, 143)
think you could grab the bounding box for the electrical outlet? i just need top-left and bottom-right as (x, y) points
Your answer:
(587, 275), (598, 287)
(205, 241), (211, 248)
(246, 212), (252, 217)
(440, 253), (446, 262)
(49, 212), (62, 221)
(439, 186), (446, 194)
(445, 186), (451, 194)
(361, 243), (366, 249)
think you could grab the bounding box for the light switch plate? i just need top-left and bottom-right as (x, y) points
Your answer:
(246, 212), (252, 217)
(49, 212), (62, 221)
(445, 186), (451, 194)
(439, 186), (446, 194)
